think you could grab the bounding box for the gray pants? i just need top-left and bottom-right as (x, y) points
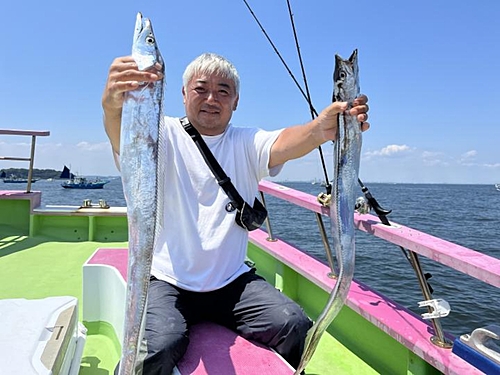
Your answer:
(116, 270), (312, 375)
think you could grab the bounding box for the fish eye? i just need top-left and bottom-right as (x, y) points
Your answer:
(146, 35), (155, 44)
(339, 70), (347, 80)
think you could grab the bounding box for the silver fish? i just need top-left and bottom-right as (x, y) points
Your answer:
(118, 12), (165, 375)
(295, 49), (361, 374)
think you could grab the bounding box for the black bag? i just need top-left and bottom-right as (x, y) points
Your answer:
(180, 117), (267, 231)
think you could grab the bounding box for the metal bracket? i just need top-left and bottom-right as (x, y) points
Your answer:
(418, 298), (451, 320)
(80, 199), (110, 209)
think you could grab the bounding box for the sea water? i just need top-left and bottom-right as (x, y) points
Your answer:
(8, 178), (499, 337)
(269, 182), (500, 338)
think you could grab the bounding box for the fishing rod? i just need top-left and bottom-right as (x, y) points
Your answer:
(241, 0), (319, 118)
(285, 0), (315, 121)
(284, 0), (333, 202)
(282, 0), (336, 274)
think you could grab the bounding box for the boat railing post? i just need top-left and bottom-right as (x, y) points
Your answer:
(315, 213), (336, 278)
(26, 135), (37, 193)
(259, 191), (277, 242)
(407, 249), (453, 348)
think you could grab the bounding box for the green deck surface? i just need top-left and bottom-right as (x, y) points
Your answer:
(0, 228), (125, 374)
(0, 201), (441, 374)
(0, 231), (377, 374)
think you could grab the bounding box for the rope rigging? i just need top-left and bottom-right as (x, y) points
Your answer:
(241, 0), (395, 219)
(241, 0), (333, 198)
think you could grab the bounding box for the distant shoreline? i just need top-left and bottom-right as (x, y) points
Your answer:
(1, 168), (494, 185)
(0, 167), (119, 179)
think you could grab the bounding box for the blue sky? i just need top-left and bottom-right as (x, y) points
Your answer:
(1, 0), (499, 183)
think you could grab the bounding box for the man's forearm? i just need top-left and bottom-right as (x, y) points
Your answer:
(269, 120), (327, 168)
(103, 107), (122, 154)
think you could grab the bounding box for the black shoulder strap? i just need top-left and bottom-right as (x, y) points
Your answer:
(180, 116), (244, 210)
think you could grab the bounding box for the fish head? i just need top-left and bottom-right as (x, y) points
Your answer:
(131, 12), (164, 73)
(333, 49), (359, 103)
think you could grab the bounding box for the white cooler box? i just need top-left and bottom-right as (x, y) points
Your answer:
(0, 296), (87, 375)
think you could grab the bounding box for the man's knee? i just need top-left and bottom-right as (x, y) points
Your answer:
(277, 303), (312, 337)
(255, 302), (311, 369)
(144, 332), (190, 375)
(114, 333), (189, 375)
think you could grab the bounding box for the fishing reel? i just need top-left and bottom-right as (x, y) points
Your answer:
(317, 192), (332, 207)
(354, 196), (371, 214)
(318, 194), (374, 214)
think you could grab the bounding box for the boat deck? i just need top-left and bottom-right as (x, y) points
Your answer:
(0, 232), (125, 371)
(1, 187), (497, 374)
(0, 231), (377, 374)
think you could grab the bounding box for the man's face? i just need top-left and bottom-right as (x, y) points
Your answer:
(182, 73), (239, 136)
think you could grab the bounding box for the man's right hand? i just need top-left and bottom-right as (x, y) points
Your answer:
(102, 56), (163, 154)
(102, 56), (163, 112)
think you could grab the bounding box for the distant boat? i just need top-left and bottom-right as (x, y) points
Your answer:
(2, 174), (38, 183)
(61, 176), (109, 189)
(59, 165), (75, 180)
(495, 183), (500, 191)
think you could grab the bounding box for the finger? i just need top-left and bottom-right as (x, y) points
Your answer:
(110, 56), (163, 77)
(124, 63), (164, 77)
(153, 62), (163, 71)
(112, 61), (139, 73)
(116, 56), (136, 63)
(357, 112), (368, 123)
(360, 121), (370, 132)
(113, 69), (162, 83)
(328, 101), (349, 115)
(110, 80), (141, 94)
(353, 94), (368, 106)
(349, 103), (369, 115)
(109, 56), (137, 73)
(102, 80), (142, 110)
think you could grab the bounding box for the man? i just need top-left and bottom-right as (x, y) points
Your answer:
(103, 52), (369, 375)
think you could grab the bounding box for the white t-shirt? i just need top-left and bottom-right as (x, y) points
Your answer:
(151, 116), (283, 292)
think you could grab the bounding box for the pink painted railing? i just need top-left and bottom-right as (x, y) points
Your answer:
(258, 180), (500, 288)
(256, 179), (499, 374)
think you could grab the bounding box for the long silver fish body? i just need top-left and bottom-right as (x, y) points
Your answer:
(118, 12), (165, 375)
(295, 49), (361, 375)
